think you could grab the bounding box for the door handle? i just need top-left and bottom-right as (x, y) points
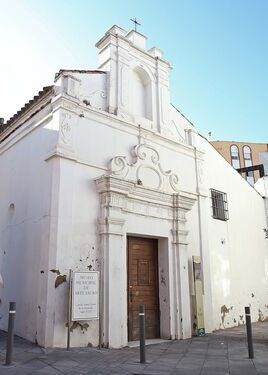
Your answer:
(129, 286), (133, 303)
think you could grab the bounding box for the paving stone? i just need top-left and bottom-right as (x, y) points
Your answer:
(2, 323), (268, 374)
(0, 365), (29, 375)
(171, 369), (201, 375)
(202, 360), (229, 368)
(201, 370), (229, 375)
(35, 366), (62, 375)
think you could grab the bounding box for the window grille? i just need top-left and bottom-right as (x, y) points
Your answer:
(210, 189), (229, 221)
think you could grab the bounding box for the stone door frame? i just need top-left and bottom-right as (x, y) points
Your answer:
(95, 143), (196, 348)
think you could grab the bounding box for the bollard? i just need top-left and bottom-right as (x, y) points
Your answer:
(5, 302), (16, 366)
(139, 305), (146, 364)
(245, 306), (254, 359)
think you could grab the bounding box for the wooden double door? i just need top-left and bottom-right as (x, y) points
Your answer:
(127, 237), (160, 341)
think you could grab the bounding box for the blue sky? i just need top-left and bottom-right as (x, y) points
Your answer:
(1, 0), (267, 142)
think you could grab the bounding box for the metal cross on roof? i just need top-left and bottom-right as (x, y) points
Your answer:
(130, 18), (141, 32)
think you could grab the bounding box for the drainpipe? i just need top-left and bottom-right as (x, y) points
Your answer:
(172, 194), (181, 339)
(193, 146), (204, 286)
(263, 178), (268, 227)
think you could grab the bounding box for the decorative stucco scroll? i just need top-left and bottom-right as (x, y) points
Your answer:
(197, 160), (204, 185)
(60, 112), (72, 145)
(109, 143), (179, 193)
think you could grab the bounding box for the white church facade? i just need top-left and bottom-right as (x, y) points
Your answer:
(0, 25), (268, 348)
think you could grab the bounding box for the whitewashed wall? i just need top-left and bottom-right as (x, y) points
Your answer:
(255, 176), (268, 227)
(0, 106), (57, 346)
(200, 139), (268, 330)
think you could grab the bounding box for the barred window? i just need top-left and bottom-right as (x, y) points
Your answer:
(210, 189), (229, 221)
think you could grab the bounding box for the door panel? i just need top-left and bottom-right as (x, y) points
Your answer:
(128, 237), (160, 341)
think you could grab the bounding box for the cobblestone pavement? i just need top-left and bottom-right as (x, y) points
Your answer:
(1, 322), (268, 374)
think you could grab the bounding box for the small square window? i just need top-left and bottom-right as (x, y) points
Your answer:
(210, 189), (229, 221)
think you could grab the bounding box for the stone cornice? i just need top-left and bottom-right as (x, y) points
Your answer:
(95, 175), (197, 212)
(57, 94), (204, 159)
(96, 32), (171, 68)
(0, 91), (205, 161)
(96, 175), (171, 205)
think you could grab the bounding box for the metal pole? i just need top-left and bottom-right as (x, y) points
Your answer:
(139, 305), (146, 364)
(245, 306), (254, 359)
(5, 302), (16, 366)
(67, 269), (72, 351)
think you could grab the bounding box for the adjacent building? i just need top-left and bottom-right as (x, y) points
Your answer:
(211, 141), (268, 185)
(0, 25), (268, 348)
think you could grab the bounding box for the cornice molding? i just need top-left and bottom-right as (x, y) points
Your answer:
(95, 175), (197, 212)
(56, 95), (203, 159)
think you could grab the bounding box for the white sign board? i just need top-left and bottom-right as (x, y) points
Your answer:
(71, 271), (99, 321)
